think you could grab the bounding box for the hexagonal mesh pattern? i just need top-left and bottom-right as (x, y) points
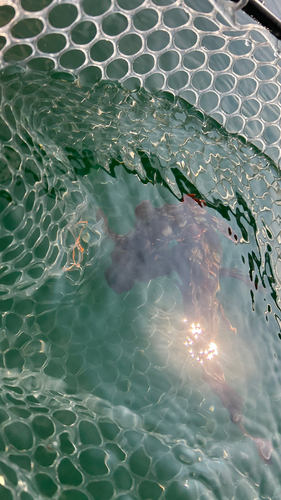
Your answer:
(0, 70), (280, 499)
(1, 1), (281, 500)
(1, 0), (281, 165)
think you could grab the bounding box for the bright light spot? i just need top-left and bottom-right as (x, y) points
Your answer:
(0, 476), (5, 486)
(184, 321), (218, 364)
(205, 342), (218, 360)
(191, 323), (202, 336)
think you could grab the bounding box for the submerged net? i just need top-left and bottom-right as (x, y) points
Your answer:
(0, 1), (281, 500)
(1, 0), (281, 164)
(0, 72), (280, 500)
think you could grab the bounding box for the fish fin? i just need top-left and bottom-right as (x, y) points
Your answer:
(134, 200), (154, 220)
(252, 437), (273, 465)
(237, 423), (273, 465)
(183, 196), (239, 244)
(211, 216), (239, 244)
(219, 302), (237, 333)
(182, 193), (206, 208)
(96, 208), (118, 242)
(219, 268), (267, 293)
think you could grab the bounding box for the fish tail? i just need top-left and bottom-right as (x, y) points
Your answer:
(237, 422), (273, 465)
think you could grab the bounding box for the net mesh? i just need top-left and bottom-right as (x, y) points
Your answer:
(0, 1), (281, 500)
(1, 0), (281, 164)
(0, 72), (280, 500)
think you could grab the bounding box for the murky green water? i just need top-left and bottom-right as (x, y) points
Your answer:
(0, 68), (281, 499)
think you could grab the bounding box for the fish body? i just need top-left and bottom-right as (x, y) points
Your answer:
(102, 196), (234, 339)
(99, 195), (273, 464)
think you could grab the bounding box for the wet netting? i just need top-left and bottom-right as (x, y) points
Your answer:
(1, 1), (281, 500)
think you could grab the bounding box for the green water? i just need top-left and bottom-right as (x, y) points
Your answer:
(0, 69), (280, 499)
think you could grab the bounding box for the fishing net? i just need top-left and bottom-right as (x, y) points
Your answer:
(1, 0), (281, 163)
(0, 1), (281, 500)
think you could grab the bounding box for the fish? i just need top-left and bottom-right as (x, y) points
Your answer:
(98, 194), (273, 464)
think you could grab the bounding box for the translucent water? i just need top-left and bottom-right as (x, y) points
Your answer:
(0, 69), (280, 499)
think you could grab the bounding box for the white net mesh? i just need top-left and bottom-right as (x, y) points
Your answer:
(1, 0), (281, 164)
(0, 2), (281, 500)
